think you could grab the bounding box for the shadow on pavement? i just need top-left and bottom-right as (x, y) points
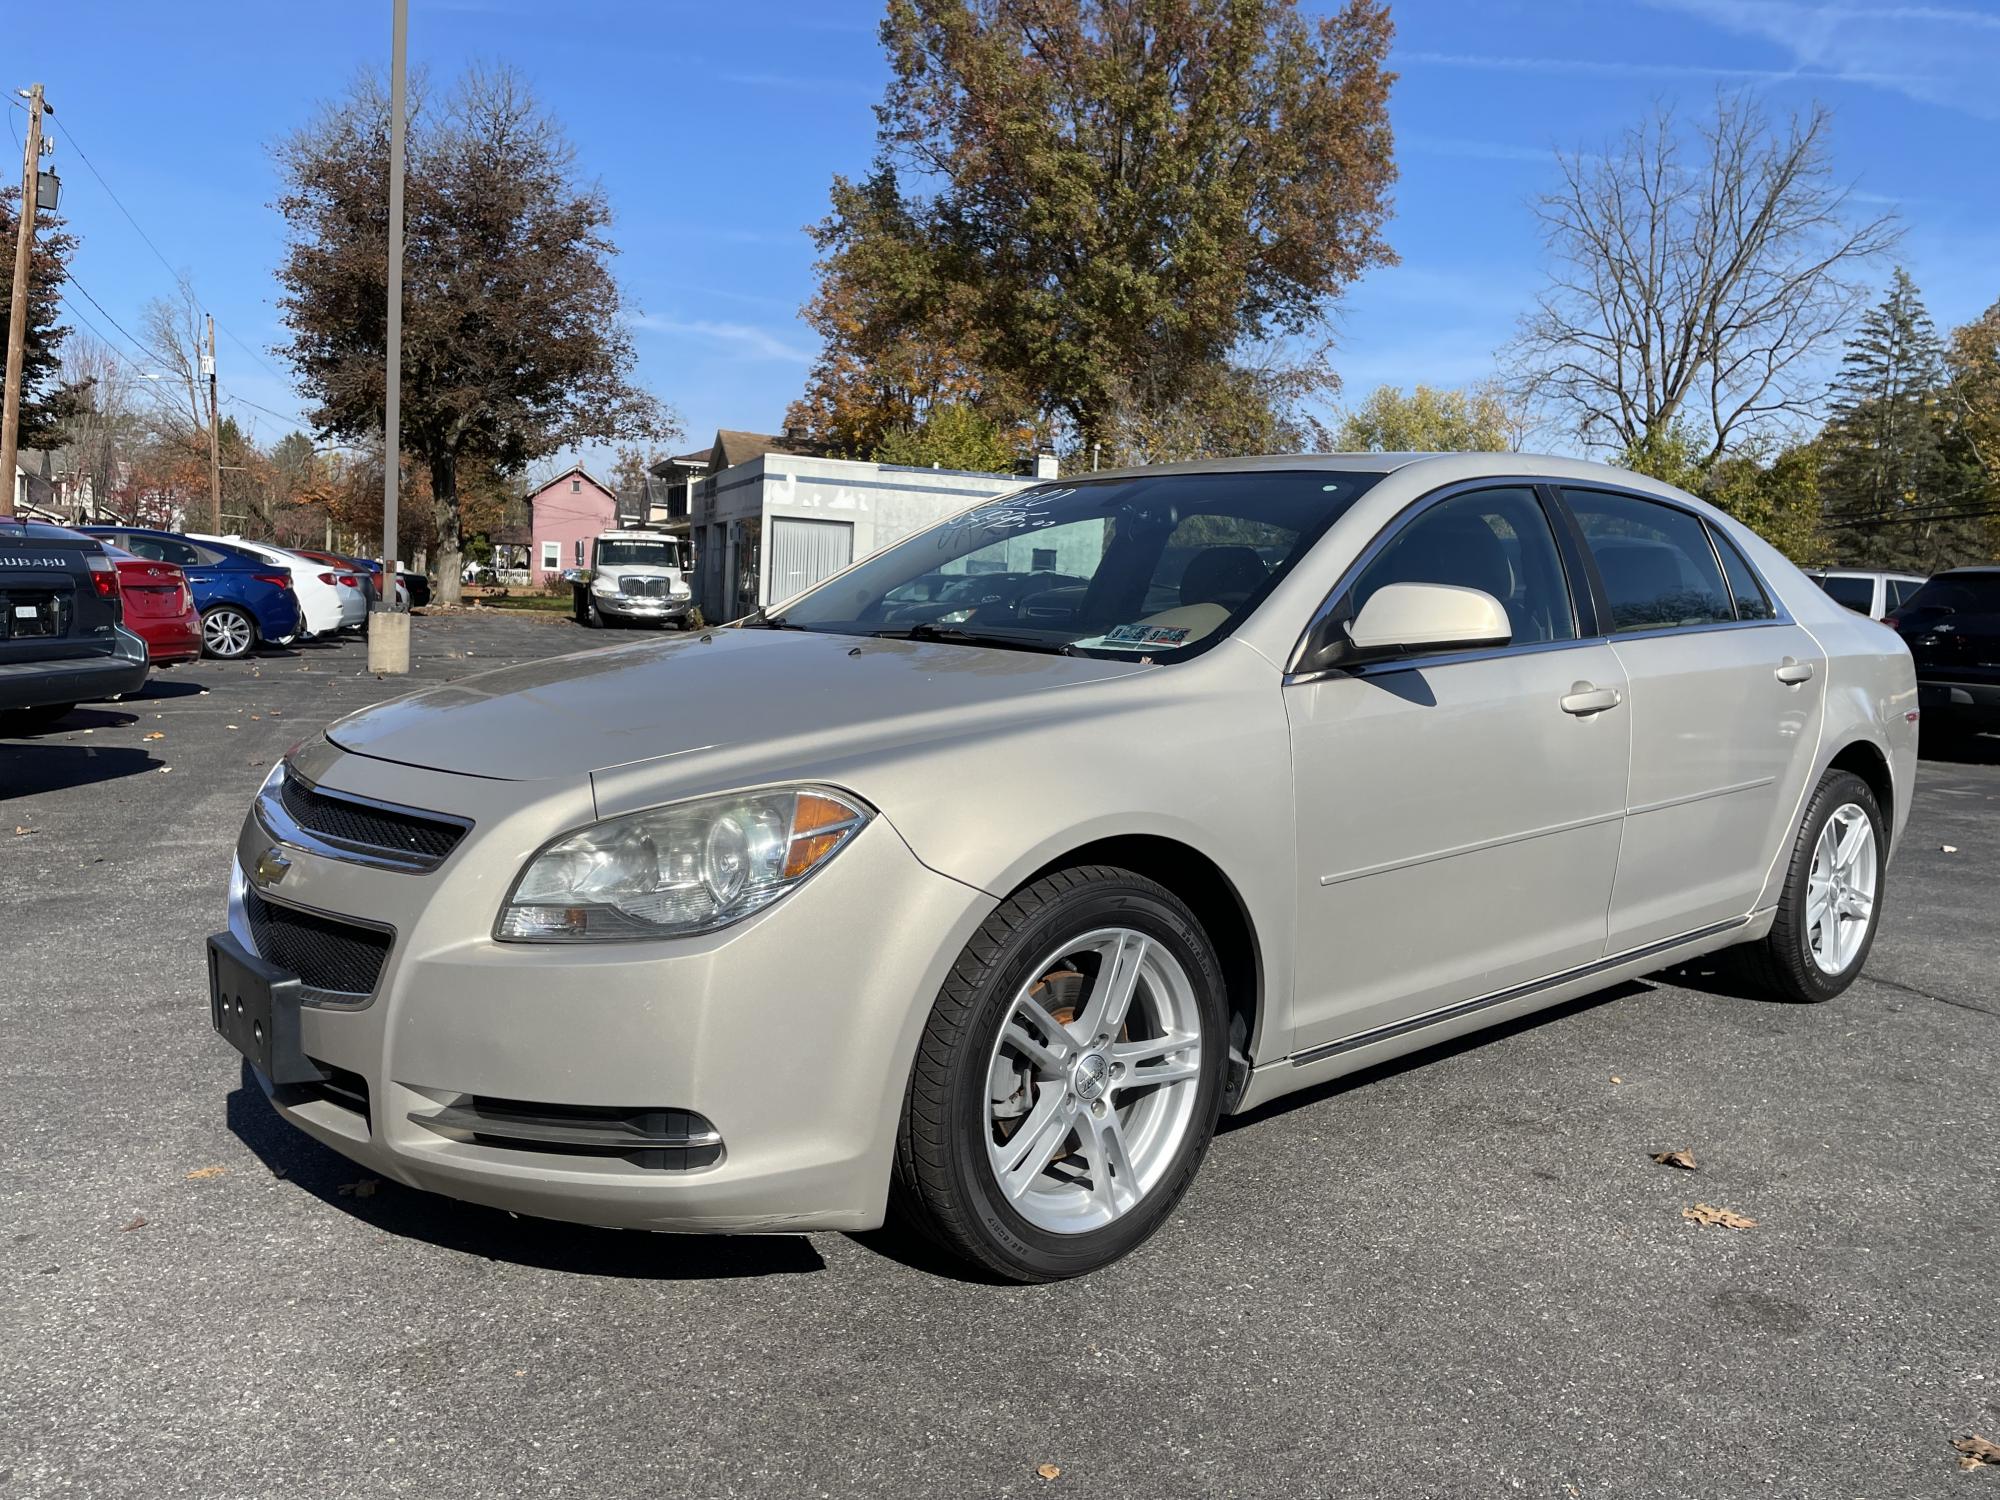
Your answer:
(0, 741), (156, 797)
(225, 1065), (826, 1280)
(1918, 730), (2000, 766)
(128, 675), (212, 701)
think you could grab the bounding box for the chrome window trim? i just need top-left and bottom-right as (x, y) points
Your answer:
(254, 762), (471, 874)
(1283, 475), (1795, 684)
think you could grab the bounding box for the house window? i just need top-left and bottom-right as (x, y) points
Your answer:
(1031, 547), (1058, 572)
(571, 478), (582, 493)
(541, 541), (559, 571)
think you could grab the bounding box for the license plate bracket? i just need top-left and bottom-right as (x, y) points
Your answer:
(207, 931), (325, 1086)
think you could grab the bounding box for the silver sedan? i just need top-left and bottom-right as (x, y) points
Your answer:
(207, 454), (1917, 1281)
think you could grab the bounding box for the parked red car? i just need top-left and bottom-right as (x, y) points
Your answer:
(103, 542), (200, 664)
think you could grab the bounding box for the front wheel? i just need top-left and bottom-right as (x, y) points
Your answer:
(1738, 768), (1886, 1003)
(892, 865), (1227, 1282)
(201, 606), (257, 660)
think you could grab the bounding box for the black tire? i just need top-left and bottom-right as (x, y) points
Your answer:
(1735, 768), (1885, 1003)
(891, 865), (1228, 1282)
(585, 596), (605, 629)
(201, 605), (258, 660)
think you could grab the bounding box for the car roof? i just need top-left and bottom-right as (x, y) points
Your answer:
(1934, 564), (2000, 575)
(1052, 451), (1697, 493)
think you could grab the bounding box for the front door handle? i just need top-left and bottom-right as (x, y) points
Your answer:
(1559, 682), (1623, 716)
(1775, 657), (1816, 685)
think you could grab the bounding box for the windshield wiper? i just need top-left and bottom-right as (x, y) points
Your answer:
(871, 622), (1075, 656)
(738, 608), (808, 630)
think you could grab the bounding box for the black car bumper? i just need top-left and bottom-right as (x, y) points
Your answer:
(1918, 678), (2000, 730)
(0, 630), (149, 712)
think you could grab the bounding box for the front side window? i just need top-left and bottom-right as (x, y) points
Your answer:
(1345, 486), (1577, 646)
(1563, 489), (1734, 632)
(769, 469), (1385, 660)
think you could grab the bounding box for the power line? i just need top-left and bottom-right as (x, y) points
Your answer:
(223, 391), (308, 428)
(63, 275), (154, 365)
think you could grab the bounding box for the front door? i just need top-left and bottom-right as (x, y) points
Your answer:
(1559, 488), (1826, 951)
(1284, 485), (1631, 1055)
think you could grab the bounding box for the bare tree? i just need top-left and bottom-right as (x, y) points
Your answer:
(139, 276), (209, 447)
(54, 334), (140, 520)
(1511, 96), (1899, 465)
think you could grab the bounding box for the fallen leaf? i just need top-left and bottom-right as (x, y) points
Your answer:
(250, 714), (260, 721)
(184, 1166), (226, 1180)
(13, 826), (33, 836)
(226, 724), (239, 731)
(1941, 844), (1958, 854)
(143, 730), (164, 741)
(157, 766), (172, 774)
(1036, 1464), (1062, 1481)
(119, 1215), (147, 1232)
(1610, 1075), (1624, 1084)
(338, 1178), (380, 1199)
(1653, 1149), (1698, 1171)
(1682, 1203), (1757, 1229)
(1955, 1435), (2000, 1468)
(197, 689), (209, 696)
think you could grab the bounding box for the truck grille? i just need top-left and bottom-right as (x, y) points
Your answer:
(275, 770), (467, 869)
(619, 576), (671, 598)
(243, 886), (392, 998)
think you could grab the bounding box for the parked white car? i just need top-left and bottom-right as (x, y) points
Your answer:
(1805, 568), (1928, 621)
(193, 536), (357, 638)
(210, 454), (1918, 1282)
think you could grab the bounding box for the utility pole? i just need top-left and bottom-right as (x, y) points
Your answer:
(1, 83), (49, 519)
(204, 315), (221, 533)
(369, 0), (412, 672)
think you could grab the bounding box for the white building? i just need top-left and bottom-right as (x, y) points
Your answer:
(680, 429), (1057, 622)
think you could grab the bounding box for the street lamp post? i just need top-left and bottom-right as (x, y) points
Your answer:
(368, 0), (412, 672)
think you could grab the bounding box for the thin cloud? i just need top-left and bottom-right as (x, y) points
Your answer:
(634, 316), (815, 365)
(1394, 48), (1918, 86)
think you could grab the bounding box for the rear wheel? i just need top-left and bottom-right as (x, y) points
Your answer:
(892, 865), (1227, 1282)
(201, 606), (257, 660)
(1738, 768), (1885, 1003)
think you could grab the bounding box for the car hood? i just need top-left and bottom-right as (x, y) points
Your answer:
(325, 627), (1146, 782)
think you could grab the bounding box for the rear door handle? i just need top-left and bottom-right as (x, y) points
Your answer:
(1559, 683), (1622, 716)
(1775, 658), (1815, 685)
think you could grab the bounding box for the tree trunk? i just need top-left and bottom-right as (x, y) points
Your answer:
(430, 451), (464, 605)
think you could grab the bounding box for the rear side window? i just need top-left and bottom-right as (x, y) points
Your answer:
(1349, 486), (1578, 645)
(1818, 575), (1874, 613)
(1709, 528), (1776, 621)
(1887, 578), (1925, 610)
(1562, 489), (1733, 632)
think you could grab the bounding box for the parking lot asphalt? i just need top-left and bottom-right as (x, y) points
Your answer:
(3, 611), (1997, 1500)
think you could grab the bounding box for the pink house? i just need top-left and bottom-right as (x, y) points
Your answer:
(527, 465), (619, 586)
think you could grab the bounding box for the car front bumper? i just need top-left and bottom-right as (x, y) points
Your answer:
(594, 591), (692, 623)
(221, 746), (992, 1234)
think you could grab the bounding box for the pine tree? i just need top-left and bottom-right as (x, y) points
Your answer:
(1820, 270), (1985, 570)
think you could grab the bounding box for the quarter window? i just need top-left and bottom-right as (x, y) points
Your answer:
(1347, 486), (1577, 646)
(1818, 575), (1874, 614)
(1562, 489), (1734, 632)
(1709, 527), (1776, 621)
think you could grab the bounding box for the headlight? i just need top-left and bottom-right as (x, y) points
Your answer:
(497, 785), (870, 941)
(671, 580), (691, 598)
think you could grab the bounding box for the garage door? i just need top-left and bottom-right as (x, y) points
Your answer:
(766, 517), (854, 605)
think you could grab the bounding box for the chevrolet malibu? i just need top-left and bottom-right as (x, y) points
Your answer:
(209, 454), (1917, 1281)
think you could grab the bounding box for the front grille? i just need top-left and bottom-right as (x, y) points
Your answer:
(619, 576), (670, 598)
(243, 886), (391, 997)
(409, 1095), (723, 1170)
(277, 771), (466, 868)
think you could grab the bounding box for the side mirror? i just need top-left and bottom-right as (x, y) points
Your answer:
(1304, 582), (1511, 672)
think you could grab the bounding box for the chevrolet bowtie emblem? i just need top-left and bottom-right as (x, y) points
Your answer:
(254, 847), (292, 886)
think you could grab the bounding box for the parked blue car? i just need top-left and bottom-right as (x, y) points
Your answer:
(80, 526), (302, 659)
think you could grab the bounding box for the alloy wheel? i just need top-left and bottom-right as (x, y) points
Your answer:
(1806, 801), (1876, 975)
(203, 609), (254, 659)
(983, 926), (1204, 1234)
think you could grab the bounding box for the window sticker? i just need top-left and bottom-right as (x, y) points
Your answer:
(1074, 623), (1193, 651)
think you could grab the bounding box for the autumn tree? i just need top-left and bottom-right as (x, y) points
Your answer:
(273, 65), (675, 602)
(1335, 383), (1518, 453)
(1946, 297), (2000, 555)
(792, 0), (1397, 457)
(53, 334), (144, 521)
(0, 192), (78, 453)
(873, 402), (1022, 472)
(1513, 96), (1897, 465)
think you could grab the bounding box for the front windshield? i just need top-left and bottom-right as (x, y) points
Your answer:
(767, 469), (1383, 659)
(596, 538), (679, 568)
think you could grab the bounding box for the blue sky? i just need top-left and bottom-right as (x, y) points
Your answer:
(17, 0), (2000, 474)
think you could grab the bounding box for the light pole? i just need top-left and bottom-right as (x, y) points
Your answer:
(369, 0), (412, 672)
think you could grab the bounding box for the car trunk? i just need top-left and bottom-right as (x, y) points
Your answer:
(114, 561), (191, 623)
(1, 541), (99, 663)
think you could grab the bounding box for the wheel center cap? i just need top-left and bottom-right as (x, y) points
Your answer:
(1071, 1052), (1110, 1103)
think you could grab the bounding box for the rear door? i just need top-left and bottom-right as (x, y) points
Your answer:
(1557, 488), (1825, 952)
